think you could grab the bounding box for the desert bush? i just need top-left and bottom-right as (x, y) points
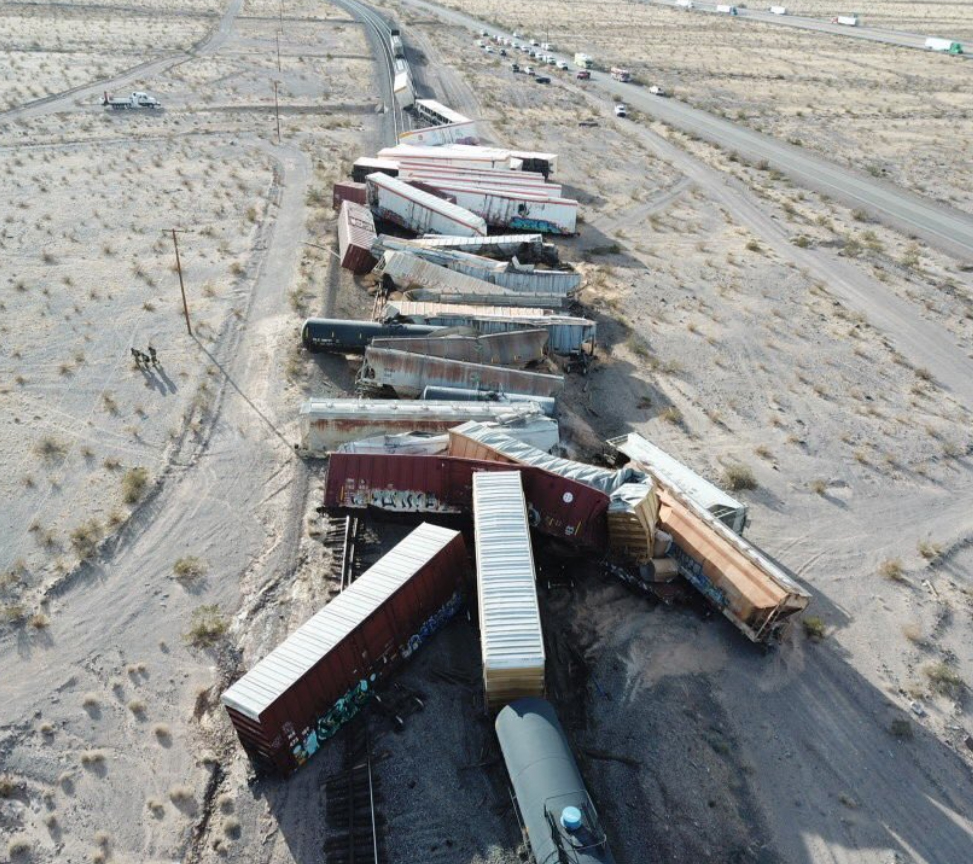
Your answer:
(127, 699), (146, 717)
(70, 520), (103, 558)
(184, 605), (227, 648)
(82, 692), (100, 708)
(722, 463), (757, 491)
(660, 406), (682, 425)
(802, 616), (826, 641)
(35, 435), (67, 462)
(173, 557), (206, 582)
(8, 837), (32, 857)
(169, 784), (194, 803)
(80, 750), (106, 766)
(925, 662), (965, 697)
(810, 479), (827, 496)
(879, 558), (906, 582)
(29, 612), (50, 629)
(0, 775), (17, 797)
(122, 467), (149, 504)
(223, 816), (242, 838)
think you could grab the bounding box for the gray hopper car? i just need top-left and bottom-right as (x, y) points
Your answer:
(496, 698), (617, 864)
(301, 318), (443, 353)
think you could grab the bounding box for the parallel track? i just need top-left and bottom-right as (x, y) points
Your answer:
(333, 0), (408, 141)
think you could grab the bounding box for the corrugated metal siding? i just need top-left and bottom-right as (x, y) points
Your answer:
(332, 181), (367, 211)
(383, 300), (554, 320)
(221, 523), (461, 722)
(371, 330), (548, 367)
(473, 472), (545, 710)
(366, 174), (487, 238)
(337, 201), (377, 274)
(609, 433), (747, 534)
(362, 347), (564, 398)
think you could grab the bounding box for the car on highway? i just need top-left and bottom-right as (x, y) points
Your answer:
(614, 103), (628, 117)
(576, 70), (591, 80)
(648, 85), (667, 97)
(510, 62), (520, 73)
(524, 65), (535, 76)
(557, 61), (569, 70)
(535, 75), (551, 84)
(499, 48), (507, 56)
(485, 46), (494, 53)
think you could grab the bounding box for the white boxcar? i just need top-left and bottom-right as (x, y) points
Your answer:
(398, 166), (560, 196)
(473, 471), (545, 711)
(366, 174), (486, 238)
(608, 432), (748, 534)
(398, 120), (479, 147)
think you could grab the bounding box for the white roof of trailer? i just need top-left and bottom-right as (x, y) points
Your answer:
(473, 472), (545, 672)
(221, 523), (460, 721)
(384, 300), (554, 320)
(414, 98), (472, 125)
(299, 398), (541, 422)
(608, 433), (746, 518)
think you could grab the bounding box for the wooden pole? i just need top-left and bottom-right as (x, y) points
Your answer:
(276, 29), (281, 72)
(273, 80), (281, 143)
(169, 229), (192, 336)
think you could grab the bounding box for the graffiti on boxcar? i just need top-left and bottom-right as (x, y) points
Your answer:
(400, 590), (463, 660)
(287, 592), (464, 765)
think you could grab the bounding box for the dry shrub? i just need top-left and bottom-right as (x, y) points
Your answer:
(122, 467), (149, 504)
(879, 558), (906, 583)
(925, 662), (965, 698)
(168, 784), (194, 803)
(173, 557), (206, 582)
(722, 463), (757, 491)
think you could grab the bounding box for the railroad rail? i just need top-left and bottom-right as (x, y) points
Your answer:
(325, 719), (386, 864)
(333, 0), (409, 140)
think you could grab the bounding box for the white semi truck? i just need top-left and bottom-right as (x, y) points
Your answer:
(103, 91), (161, 110)
(574, 52), (593, 69)
(831, 14), (859, 26)
(925, 37), (963, 54)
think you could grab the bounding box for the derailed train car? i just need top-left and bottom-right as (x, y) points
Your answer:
(496, 698), (617, 864)
(301, 318), (444, 353)
(221, 523), (468, 775)
(324, 453), (610, 549)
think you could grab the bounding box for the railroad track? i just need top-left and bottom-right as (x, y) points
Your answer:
(321, 513), (362, 589)
(325, 719), (386, 864)
(332, 0), (409, 140)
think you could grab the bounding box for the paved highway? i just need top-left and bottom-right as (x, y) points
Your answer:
(642, 0), (968, 57)
(403, 0), (973, 262)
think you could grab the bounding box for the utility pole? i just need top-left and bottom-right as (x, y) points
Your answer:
(276, 29), (282, 72)
(273, 80), (281, 144)
(166, 228), (192, 336)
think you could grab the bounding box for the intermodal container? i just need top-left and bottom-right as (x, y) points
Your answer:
(337, 201), (377, 274)
(366, 173), (487, 238)
(221, 523), (469, 775)
(474, 471), (546, 711)
(332, 181), (367, 211)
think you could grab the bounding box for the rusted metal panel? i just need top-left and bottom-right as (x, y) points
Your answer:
(332, 181), (367, 211)
(221, 524), (468, 775)
(298, 399), (544, 454)
(337, 201), (377, 274)
(366, 174), (487, 238)
(351, 157), (398, 184)
(362, 347), (564, 399)
(657, 488), (810, 643)
(378, 252), (568, 308)
(371, 329), (548, 368)
(406, 233), (555, 263)
(382, 300), (554, 321)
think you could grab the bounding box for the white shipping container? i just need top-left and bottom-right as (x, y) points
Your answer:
(378, 143), (518, 171)
(366, 173), (486, 238)
(421, 183), (578, 235)
(473, 471), (545, 711)
(925, 37), (960, 52)
(769, 5), (787, 14)
(834, 14), (858, 26)
(716, 4), (738, 14)
(398, 167), (560, 196)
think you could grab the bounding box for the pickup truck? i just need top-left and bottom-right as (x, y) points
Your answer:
(648, 85), (667, 96)
(575, 70), (591, 80)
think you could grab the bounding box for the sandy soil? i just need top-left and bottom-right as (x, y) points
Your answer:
(421, 0), (973, 216)
(0, 2), (378, 862)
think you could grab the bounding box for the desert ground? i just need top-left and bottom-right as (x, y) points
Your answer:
(427, 0), (973, 215)
(2, 0), (973, 863)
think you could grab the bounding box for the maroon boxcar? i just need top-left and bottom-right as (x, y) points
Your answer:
(338, 200), (377, 274)
(221, 523), (468, 775)
(325, 453), (609, 550)
(332, 180), (367, 211)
